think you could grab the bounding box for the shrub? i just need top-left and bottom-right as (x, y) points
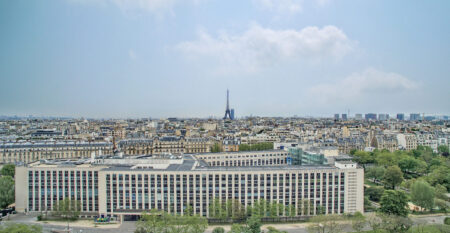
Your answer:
(212, 227), (225, 233)
(445, 217), (450, 225)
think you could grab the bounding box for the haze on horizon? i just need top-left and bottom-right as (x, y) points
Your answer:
(0, 0), (449, 118)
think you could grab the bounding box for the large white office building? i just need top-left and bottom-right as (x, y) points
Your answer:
(15, 150), (364, 220)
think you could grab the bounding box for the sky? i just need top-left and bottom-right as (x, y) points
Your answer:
(0, 0), (449, 118)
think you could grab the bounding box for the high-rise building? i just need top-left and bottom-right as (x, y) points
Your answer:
(355, 114), (363, 120)
(410, 113), (421, 121)
(397, 113), (405, 121)
(365, 113), (377, 121)
(341, 114), (348, 121)
(230, 109), (235, 120)
(378, 114), (389, 121)
(334, 114), (340, 121)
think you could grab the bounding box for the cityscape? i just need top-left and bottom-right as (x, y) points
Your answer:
(1, 1), (449, 233)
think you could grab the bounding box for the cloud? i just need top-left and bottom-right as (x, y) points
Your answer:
(307, 68), (419, 104)
(175, 25), (354, 73)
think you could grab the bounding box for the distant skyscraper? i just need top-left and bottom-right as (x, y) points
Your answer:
(410, 113), (421, 121)
(365, 113), (377, 121)
(230, 109), (235, 120)
(334, 114), (340, 121)
(355, 114), (363, 120)
(397, 113), (405, 121)
(341, 114), (348, 121)
(378, 114), (389, 121)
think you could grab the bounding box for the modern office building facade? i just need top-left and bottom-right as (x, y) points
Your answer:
(15, 153), (364, 220)
(397, 113), (405, 121)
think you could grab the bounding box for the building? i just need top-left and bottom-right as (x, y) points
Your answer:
(230, 109), (235, 120)
(365, 113), (377, 121)
(288, 148), (327, 165)
(221, 137), (240, 152)
(410, 113), (421, 121)
(397, 113), (405, 121)
(378, 114), (389, 121)
(355, 114), (363, 120)
(0, 141), (112, 164)
(334, 114), (340, 121)
(15, 153), (364, 220)
(341, 114), (347, 121)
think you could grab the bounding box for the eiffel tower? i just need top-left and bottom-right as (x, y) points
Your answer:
(223, 89), (232, 120)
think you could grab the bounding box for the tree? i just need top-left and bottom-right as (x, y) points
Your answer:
(246, 215), (262, 233)
(411, 180), (435, 211)
(366, 166), (385, 183)
(367, 214), (382, 232)
(229, 224), (247, 233)
(380, 190), (409, 217)
(383, 165), (403, 189)
(212, 227), (225, 233)
(211, 143), (223, 153)
(379, 214), (413, 233)
(0, 176), (14, 209)
(365, 186), (384, 202)
(307, 215), (344, 233)
(136, 209), (208, 233)
(438, 145), (449, 156)
(352, 151), (373, 168)
(351, 212), (366, 233)
(0, 164), (15, 177)
(53, 198), (81, 230)
(0, 223), (42, 233)
(435, 198), (448, 213)
(398, 157), (418, 174)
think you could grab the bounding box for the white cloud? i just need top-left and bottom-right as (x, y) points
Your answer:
(307, 68), (419, 104)
(176, 25), (354, 73)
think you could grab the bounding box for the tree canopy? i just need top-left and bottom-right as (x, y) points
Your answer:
(0, 176), (15, 209)
(0, 164), (15, 177)
(380, 190), (409, 217)
(411, 180), (435, 211)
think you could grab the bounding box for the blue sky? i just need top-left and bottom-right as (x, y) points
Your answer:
(0, 0), (449, 118)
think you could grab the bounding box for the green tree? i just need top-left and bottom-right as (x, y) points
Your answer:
(427, 166), (450, 191)
(398, 157), (418, 174)
(0, 176), (14, 209)
(365, 186), (384, 202)
(411, 180), (435, 211)
(229, 224), (247, 233)
(435, 198), (448, 213)
(307, 215), (344, 233)
(211, 143), (223, 153)
(352, 151), (373, 168)
(0, 223), (42, 233)
(438, 145), (449, 156)
(380, 190), (409, 217)
(366, 166), (385, 183)
(212, 227), (225, 233)
(379, 214), (413, 233)
(383, 165), (404, 189)
(53, 198), (81, 230)
(246, 215), (262, 233)
(0, 164), (15, 177)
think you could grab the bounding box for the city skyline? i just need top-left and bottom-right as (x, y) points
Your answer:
(1, 0), (449, 118)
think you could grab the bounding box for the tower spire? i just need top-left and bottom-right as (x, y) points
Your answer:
(223, 89), (232, 120)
